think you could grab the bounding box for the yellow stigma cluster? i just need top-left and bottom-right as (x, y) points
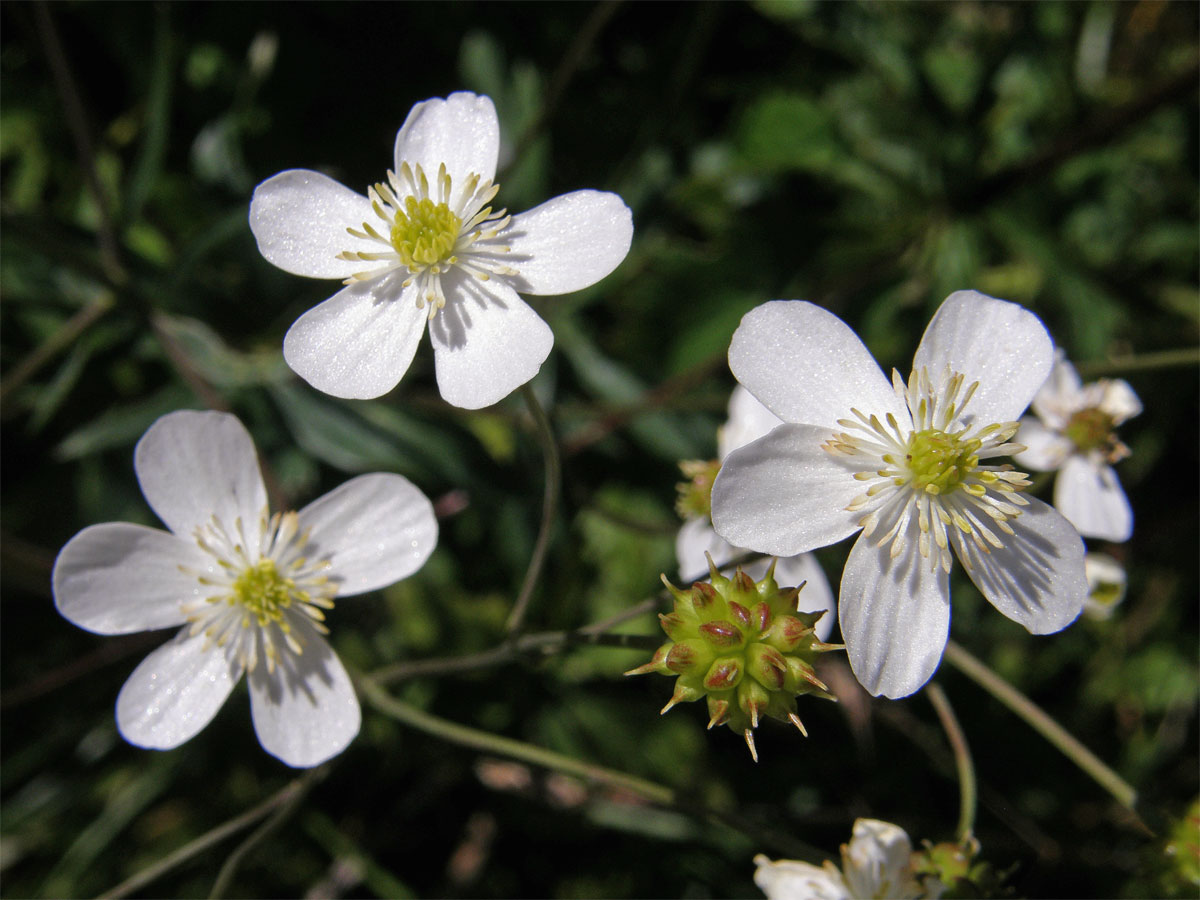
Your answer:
(825, 367), (1032, 572)
(180, 510), (337, 674)
(1064, 406), (1126, 461)
(389, 196), (462, 270)
(336, 161), (516, 319)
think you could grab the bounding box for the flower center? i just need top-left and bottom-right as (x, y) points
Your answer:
(904, 428), (980, 495)
(336, 161), (517, 319)
(389, 196), (462, 270)
(1064, 407), (1116, 453)
(824, 367), (1032, 573)
(180, 510), (337, 673)
(230, 558), (295, 626)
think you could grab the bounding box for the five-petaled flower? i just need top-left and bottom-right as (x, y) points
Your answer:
(754, 818), (934, 900)
(676, 385), (836, 641)
(250, 91), (633, 409)
(1015, 352), (1141, 542)
(52, 410), (438, 767)
(711, 291), (1089, 699)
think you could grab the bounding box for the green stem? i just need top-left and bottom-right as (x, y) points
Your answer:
(1075, 347), (1200, 377)
(97, 776), (313, 899)
(0, 294), (114, 410)
(926, 682), (977, 843)
(358, 676), (674, 805)
(504, 384), (562, 636)
(943, 640), (1138, 810)
(372, 599), (660, 686)
(207, 768), (324, 899)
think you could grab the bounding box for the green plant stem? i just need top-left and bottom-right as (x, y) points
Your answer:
(943, 640), (1138, 811)
(0, 294), (114, 409)
(358, 676), (674, 805)
(96, 776), (314, 899)
(926, 682), (977, 843)
(372, 599), (660, 686)
(1075, 347), (1200, 377)
(207, 768), (325, 899)
(504, 384), (562, 636)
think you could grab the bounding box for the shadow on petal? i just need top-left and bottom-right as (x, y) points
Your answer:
(429, 269), (512, 351)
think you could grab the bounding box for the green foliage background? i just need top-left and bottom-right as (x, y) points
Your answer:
(2, 2), (1197, 897)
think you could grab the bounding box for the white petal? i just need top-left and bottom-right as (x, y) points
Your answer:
(298, 472), (437, 596)
(116, 630), (240, 750)
(248, 628), (360, 767)
(504, 191), (633, 296)
(428, 273), (553, 409)
(842, 819), (916, 900)
(282, 274), (427, 400)
(249, 170), (376, 280)
(53, 523), (204, 634)
(754, 855), (850, 900)
(954, 496), (1086, 633)
(711, 424), (865, 557)
(1030, 352), (1083, 427)
(675, 517), (735, 582)
(1013, 418), (1073, 471)
(135, 410), (267, 539)
(1054, 455), (1133, 542)
(728, 301), (908, 429)
(839, 530), (950, 699)
(394, 92), (499, 187)
(718, 385), (785, 460)
(913, 290), (1054, 424)
(1098, 378), (1142, 423)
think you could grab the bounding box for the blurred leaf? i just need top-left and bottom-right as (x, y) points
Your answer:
(54, 384), (196, 461)
(736, 92), (840, 174)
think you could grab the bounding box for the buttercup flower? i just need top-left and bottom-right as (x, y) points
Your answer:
(754, 818), (933, 900)
(1015, 353), (1141, 541)
(52, 410), (438, 767)
(1082, 552), (1127, 620)
(711, 291), (1089, 698)
(250, 91), (633, 408)
(677, 386), (835, 641)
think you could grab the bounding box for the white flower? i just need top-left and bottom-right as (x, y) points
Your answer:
(52, 410), (438, 767)
(1015, 353), (1141, 542)
(754, 818), (933, 900)
(1082, 552), (1127, 619)
(711, 291), (1089, 699)
(249, 91), (633, 409)
(677, 386), (836, 641)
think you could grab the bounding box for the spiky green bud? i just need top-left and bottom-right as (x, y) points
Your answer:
(626, 555), (840, 760)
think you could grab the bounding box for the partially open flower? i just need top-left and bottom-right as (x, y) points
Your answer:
(52, 411), (438, 767)
(1016, 352), (1142, 542)
(250, 91), (633, 409)
(626, 558), (838, 761)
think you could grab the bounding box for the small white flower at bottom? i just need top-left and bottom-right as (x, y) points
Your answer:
(52, 410), (438, 767)
(754, 818), (935, 900)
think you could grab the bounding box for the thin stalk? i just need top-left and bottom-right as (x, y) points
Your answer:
(0, 294), (114, 409)
(1075, 347), (1200, 377)
(207, 768), (324, 899)
(926, 682), (977, 843)
(504, 384), (562, 636)
(371, 598), (660, 686)
(358, 676), (674, 805)
(97, 777), (312, 899)
(943, 640), (1138, 811)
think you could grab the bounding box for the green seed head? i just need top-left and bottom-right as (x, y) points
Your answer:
(626, 557), (840, 760)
